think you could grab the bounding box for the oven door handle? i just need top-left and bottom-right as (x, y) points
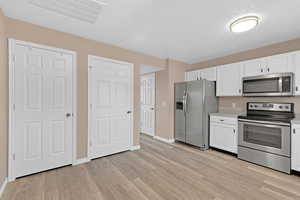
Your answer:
(238, 119), (290, 128)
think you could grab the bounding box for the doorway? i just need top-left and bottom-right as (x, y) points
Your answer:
(140, 73), (156, 136)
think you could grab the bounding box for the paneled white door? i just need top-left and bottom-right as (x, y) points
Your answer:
(140, 73), (155, 136)
(10, 40), (74, 179)
(88, 56), (133, 159)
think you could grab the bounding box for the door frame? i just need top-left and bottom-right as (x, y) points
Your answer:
(140, 72), (156, 136)
(8, 39), (77, 181)
(87, 55), (134, 160)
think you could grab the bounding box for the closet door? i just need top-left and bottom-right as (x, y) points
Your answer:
(11, 41), (74, 179)
(88, 56), (133, 159)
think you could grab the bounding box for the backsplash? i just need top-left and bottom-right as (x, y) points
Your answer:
(219, 96), (300, 113)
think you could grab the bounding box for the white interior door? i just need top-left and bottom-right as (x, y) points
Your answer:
(140, 73), (155, 136)
(10, 40), (74, 179)
(88, 56), (133, 159)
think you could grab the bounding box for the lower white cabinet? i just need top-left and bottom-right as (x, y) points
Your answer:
(292, 123), (300, 171)
(210, 116), (238, 154)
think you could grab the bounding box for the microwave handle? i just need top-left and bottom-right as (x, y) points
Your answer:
(278, 77), (283, 92)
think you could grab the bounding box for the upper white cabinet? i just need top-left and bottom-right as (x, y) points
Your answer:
(290, 51), (300, 95)
(185, 70), (201, 81)
(265, 54), (292, 74)
(217, 63), (243, 96)
(242, 53), (293, 77)
(242, 58), (264, 77)
(185, 67), (216, 82)
(201, 67), (217, 81)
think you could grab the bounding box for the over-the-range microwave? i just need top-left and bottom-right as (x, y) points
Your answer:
(242, 72), (294, 97)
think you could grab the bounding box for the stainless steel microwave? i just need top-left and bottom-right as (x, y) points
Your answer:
(242, 73), (294, 97)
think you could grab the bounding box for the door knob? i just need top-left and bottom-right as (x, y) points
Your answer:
(66, 113), (71, 117)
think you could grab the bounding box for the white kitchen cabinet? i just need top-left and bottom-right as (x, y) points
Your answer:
(242, 58), (265, 77)
(201, 67), (217, 81)
(217, 63), (243, 96)
(292, 123), (300, 172)
(185, 70), (201, 81)
(290, 51), (300, 95)
(185, 67), (217, 82)
(242, 53), (293, 78)
(264, 54), (292, 74)
(210, 115), (238, 154)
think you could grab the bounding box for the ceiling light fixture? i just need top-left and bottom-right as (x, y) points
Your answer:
(230, 16), (260, 33)
(91, 0), (108, 5)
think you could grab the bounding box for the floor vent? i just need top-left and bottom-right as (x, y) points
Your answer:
(29, 0), (106, 23)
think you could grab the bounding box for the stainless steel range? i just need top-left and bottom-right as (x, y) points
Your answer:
(238, 102), (294, 174)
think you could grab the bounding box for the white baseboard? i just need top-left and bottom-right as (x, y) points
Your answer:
(154, 136), (175, 144)
(130, 145), (141, 151)
(141, 132), (154, 137)
(0, 177), (7, 198)
(72, 158), (91, 166)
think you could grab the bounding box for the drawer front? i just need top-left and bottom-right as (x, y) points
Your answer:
(210, 116), (237, 125)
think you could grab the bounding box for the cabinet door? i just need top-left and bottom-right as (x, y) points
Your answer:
(242, 58), (264, 77)
(291, 51), (300, 95)
(202, 67), (217, 81)
(292, 125), (300, 172)
(210, 123), (237, 154)
(217, 63), (242, 96)
(265, 54), (291, 74)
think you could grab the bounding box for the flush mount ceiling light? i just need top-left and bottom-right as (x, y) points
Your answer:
(230, 16), (260, 33)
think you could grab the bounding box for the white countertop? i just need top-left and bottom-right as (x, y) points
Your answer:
(210, 111), (243, 119)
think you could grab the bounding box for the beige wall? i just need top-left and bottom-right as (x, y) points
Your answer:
(0, 9), (7, 187)
(5, 17), (167, 159)
(155, 59), (187, 140)
(189, 37), (300, 113)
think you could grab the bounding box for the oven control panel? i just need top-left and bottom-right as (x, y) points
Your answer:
(248, 103), (293, 112)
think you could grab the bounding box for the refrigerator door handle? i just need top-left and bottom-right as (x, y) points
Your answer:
(182, 96), (186, 114)
(184, 93), (188, 114)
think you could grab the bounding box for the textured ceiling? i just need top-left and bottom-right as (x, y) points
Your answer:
(1, 0), (300, 64)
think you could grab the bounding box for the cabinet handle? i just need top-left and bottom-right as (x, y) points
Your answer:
(261, 68), (263, 73)
(239, 89), (241, 94)
(293, 129), (296, 134)
(233, 129), (236, 133)
(267, 68), (270, 72)
(296, 86), (298, 92)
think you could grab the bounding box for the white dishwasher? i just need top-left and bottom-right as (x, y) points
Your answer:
(210, 113), (239, 154)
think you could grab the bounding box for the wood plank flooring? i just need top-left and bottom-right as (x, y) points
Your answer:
(2, 134), (300, 200)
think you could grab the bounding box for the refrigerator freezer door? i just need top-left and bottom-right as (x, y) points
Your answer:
(186, 80), (204, 147)
(175, 82), (186, 142)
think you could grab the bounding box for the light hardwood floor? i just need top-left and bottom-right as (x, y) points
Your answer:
(2, 134), (300, 200)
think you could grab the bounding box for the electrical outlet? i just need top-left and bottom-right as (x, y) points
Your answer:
(232, 103), (236, 108)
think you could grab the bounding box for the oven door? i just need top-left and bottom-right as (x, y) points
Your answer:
(242, 73), (293, 97)
(238, 120), (290, 157)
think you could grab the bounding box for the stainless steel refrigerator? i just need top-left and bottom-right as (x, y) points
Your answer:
(175, 80), (218, 150)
